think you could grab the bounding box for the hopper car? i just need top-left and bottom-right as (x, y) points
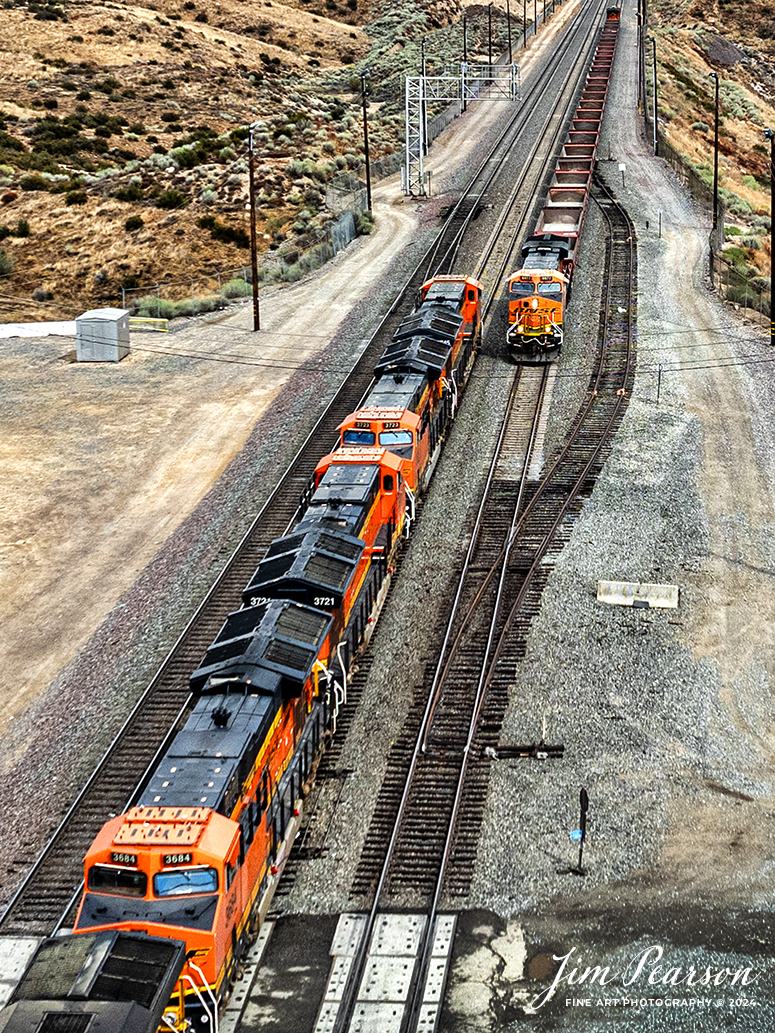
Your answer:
(0, 274), (481, 1033)
(507, 7), (621, 362)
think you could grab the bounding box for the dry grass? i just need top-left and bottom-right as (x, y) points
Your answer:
(0, 0), (373, 320)
(644, 8), (774, 276)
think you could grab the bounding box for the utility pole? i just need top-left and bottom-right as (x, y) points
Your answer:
(360, 70), (372, 212)
(488, 3), (493, 68)
(649, 35), (658, 155)
(522, 0), (526, 49)
(247, 124), (260, 332)
(506, 0), (513, 62)
(710, 71), (720, 285)
(462, 13), (468, 113)
(421, 36), (428, 155)
(766, 128), (774, 345)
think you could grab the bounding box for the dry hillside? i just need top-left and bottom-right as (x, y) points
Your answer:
(0, 0), (771, 321)
(647, 0), (775, 284)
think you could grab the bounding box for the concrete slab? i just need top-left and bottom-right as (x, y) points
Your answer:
(358, 955), (416, 1001)
(368, 913), (426, 956)
(597, 579), (679, 608)
(348, 1002), (405, 1033)
(0, 937), (41, 1006)
(331, 913), (367, 956)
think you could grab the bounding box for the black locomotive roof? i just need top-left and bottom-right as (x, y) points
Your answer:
(242, 526), (365, 610)
(366, 371), (427, 412)
(0, 931), (185, 1033)
(392, 303), (462, 343)
(521, 233), (571, 258)
(191, 598), (332, 696)
(422, 280), (467, 304)
(312, 461), (380, 503)
(141, 691), (276, 814)
(374, 332), (455, 379)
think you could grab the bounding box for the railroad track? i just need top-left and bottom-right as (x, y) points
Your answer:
(0, 0), (600, 938)
(0, 0), (609, 951)
(329, 176), (636, 1033)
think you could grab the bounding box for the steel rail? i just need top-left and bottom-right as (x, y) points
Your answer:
(330, 5), (614, 1029)
(0, 0), (598, 941)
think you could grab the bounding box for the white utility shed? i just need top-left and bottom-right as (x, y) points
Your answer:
(76, 307), (130, 362)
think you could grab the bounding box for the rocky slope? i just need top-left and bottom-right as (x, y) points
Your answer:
(0, 0), (771, 321)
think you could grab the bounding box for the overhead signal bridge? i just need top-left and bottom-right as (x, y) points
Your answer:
(404, 63), (520, 196)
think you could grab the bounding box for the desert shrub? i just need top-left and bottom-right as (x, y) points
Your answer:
(199, 187), (217, 204)
(195, 10), (207, 20)
(0, 249), (13, 275)
(146, 152), (174, 168)
(719, 187), (753, 218)
(220, 277), (251, 298)
(196, 214), (249, 248)
(691, 121), (709, 133)
(0, 224), (8, 239)
(133, 296), (175, 318)
(168, 146), (197, 170)
(173, 295), (223, 316)
(20, 174), (49, 190)
(723, 245), (748, 266)
(161, 111), (180, 123)
(355, 211), (374, 235)
(751, 215), (771, 232)
(724, 225), (743, 237)
(741, 175), (761, 192)
(113, 184), (143, 202)
(157, 188), (188, 209)
(66, 190), (87, 204)
(739, 235), (762, 249)
(32, 287), (53, 301)
(15, 218), (30, 236)
(125, 215), (144, 231)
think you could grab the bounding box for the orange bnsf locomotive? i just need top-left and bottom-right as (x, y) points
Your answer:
(0, 275), (481, 1033)
(507, 9), (620, 362)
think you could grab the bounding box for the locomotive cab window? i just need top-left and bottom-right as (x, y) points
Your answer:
(382, 475), (395, 492)
(154, 865), (219, 897)
(343, 429), (375, 446)
(88, 864), (148, 897)
(379, 430), (412, 446)
(510, 282), (535, 296)
(537, 282), (562, 295)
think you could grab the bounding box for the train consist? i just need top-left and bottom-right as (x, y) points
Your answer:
(506, 7), (621, 362)
(0, 275), (482, 1033)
